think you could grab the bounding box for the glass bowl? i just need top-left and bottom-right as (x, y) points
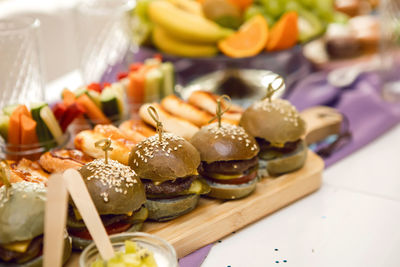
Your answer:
(80, 232), (178, 267)
(0, 131), (70, 161)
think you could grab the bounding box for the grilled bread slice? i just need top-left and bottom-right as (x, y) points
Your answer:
(188, 91), (243, 124)
(39, 149), (93, 173)
(161, 95), (213, 127)
(74, 125), (135, 165)
(139, 103), (199, 140)
(119, 119), (156, 143)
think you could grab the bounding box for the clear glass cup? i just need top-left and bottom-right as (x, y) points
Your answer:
(0, 16), (44, 108)
(80, 232), (178, 267)
(380, 0), (400, 101)
(75, 0), (135, 84)
(0, 131), (70, 161)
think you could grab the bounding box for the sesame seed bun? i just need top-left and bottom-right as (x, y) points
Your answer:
(78, 159), (146, 215)
(240, 99), (306, 145)
(0, 182), (46, 244)
(190, 123), (259, 163)
(129, 133), (201, 182)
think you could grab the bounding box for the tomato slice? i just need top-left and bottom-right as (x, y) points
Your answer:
(205, 170), (258, 185)
(69, 221), (132, 240)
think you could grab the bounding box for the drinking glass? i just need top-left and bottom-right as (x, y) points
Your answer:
(80, 232), (178, 267)
(75, 0), (135, 84)
(380, 0), (400, 101)
(0, 16), (44, 108)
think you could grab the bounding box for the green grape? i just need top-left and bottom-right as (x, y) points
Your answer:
(285, 0), (324, 43)
(259, 0), (284, 19)
(244, 5), (275, 25)
(332, 11), (349, 24)
(313, 0), (334, 22)
(134, 0), (154, 22)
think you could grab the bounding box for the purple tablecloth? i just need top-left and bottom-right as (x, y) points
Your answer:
(179, 71), (400, 267)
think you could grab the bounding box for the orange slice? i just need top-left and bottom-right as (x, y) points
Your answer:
(266, 11), (298, 52)
(218, 15), (268, 58)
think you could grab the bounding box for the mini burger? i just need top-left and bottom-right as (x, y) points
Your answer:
(129, 106), (209, 221)
(240, 92), (307, 176)
(67, 139), (147, 250)
(190, 122), (260, 200)
(0, 172), (72, 266)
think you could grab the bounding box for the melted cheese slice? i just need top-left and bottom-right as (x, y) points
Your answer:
(1, 239), (32, 253)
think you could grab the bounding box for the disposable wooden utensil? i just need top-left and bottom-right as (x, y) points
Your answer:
(43, 174), (68, 267)
(63, 168), (115, 260)
(43, 169), (115, 267)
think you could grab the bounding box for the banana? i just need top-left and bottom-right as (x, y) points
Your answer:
(166, 0), (204, 16)
(148, 0), (233, 44)
(152, 26), (218, 57)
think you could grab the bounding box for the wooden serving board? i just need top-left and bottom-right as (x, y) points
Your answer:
(66, 149), (323, 265)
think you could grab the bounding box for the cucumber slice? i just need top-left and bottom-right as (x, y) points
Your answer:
(2, 104), (19, 116)
(100, 88), (120, 118)
(40, 106), (64, 146)
(110, 82), (126, 118)
(31, 102), (54, 148)
(144, 68), (163, 103)
(74, 87), (89, 97)
(87, 90), (101, 109)
(160, 62), (175, 98)
(0, 115), (10, 141)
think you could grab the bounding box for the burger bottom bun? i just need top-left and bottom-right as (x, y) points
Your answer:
(71, 223), (143, 250)
(265, 139), (308, 176)
(145, 194), (200, 222)
(204, 178), (257, 200)
(0, 235), (72, 267)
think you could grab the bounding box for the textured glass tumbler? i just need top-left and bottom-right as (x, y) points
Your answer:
(380, 0), (400, 102)
(0, 17), (44, 107)
(76, 0), (134, 84)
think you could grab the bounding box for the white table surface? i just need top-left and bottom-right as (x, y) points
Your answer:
(202, 124), (400, 267)
(47, 72), (400, 267)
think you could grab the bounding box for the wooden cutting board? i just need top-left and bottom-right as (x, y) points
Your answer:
(65, 105), (338, 265)
(65, 150), (323, 265)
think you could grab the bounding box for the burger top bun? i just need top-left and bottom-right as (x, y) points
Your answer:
(79, 159), (146, 215)
(190, 122), (259, 163)
(240, 99), (306, 145)
(129, 133), (200, 182)
(0, 181), (46, 244)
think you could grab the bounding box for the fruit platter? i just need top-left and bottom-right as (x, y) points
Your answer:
(132, 0), (348, 58)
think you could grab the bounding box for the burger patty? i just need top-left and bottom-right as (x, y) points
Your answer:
(256, 138), (301, 153)
(67, 206), (144, 230)
(142, 176), (196, 196)
(0, 235), (43, 264)
(199, 157), (258, 175)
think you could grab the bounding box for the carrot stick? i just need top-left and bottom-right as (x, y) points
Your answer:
(62, 89), (76, 106)
(76, 94), (110, 124)
(127, 64), (158, 108)
(20, 114), (39, 145)
(266, 11), (298, 52)
(8, 105), (30, 146)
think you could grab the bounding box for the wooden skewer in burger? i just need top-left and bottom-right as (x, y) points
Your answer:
(0, 160), (72, 266)
(190, 96), (260, 200)
(129, 106), (210, 222)
(240, 76), (307, 176)
(67, 139), (148, 250)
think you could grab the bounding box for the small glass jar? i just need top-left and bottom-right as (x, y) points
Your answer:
(80, 232), (178, 267)
(1, 131), (70, 161)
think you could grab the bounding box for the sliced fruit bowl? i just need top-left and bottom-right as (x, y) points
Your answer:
(131, 0), (348, 58)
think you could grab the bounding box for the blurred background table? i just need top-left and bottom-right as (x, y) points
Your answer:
(2, 0), (400, 266)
